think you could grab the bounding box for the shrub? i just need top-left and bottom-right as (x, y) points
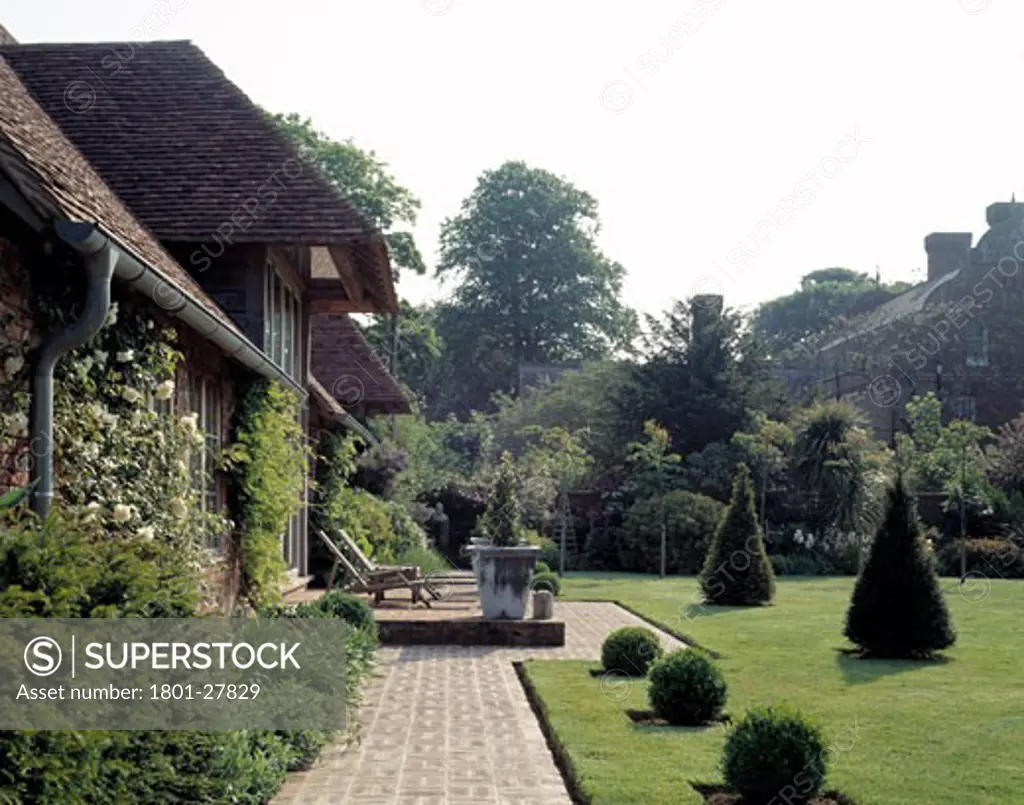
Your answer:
(535, 561), (552, 575)
(316, 591), (376, 631)
(722, 705), (829, 804)
(937, 538), (1024, 579)
(476, 453), (525, 546)
(601, 626), (664, 677)
(538, 539), (560, 570)
(700, 464), (775, 605)
(845, 476), (956, 657)
(616, 490), (725, 575)
(648, 649), (727, 725)
(770, 551), (832, 577)
(396, 544), (451, 576)
(0, 511), (197, 617)
(532, 571), (561, 596)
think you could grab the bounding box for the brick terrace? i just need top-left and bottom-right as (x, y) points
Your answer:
(272, 602), (685, 805)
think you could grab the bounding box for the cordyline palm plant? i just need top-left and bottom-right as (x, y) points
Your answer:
(791, 402), (889, 567)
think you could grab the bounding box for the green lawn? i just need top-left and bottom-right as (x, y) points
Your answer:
(523, 574), (1024, 805)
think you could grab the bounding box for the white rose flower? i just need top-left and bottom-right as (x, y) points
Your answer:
(122, 387), (142, 405)
(176, 460), (188, 474)
(84, 501), (102, 521)
(94, 350), (108, 366)
(6, 412), (28, 437)
(155, 380), (175, 401)
(112, 503), (132, 523)
(169, 498), (188, 518)
(180, 412), (199, 433)
(116, 349), (135, 363)
(136, 526), (155, 541)
(146, 320), (154, 330)
(4, 355), (24, 377)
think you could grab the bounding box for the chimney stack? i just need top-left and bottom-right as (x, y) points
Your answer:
(690, 294), (724, 340)
(923, 232), (972, 282)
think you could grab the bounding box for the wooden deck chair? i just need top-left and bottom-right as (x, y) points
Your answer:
(334, 528), (416, 576)
(332, 528), (443, 601)
(314, 528), (435, 607)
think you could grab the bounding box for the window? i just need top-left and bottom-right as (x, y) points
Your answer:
(263, 259), (302, 380)
(186, 376), (224, 548)
(951, 396), (976, 422)
(965, 321), (989, 367)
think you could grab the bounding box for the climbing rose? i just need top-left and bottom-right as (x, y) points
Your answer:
(3, 355), (24, 377)
(116, 349), (135, 363)
(112, 504), (132, 523)
(169, 498), (188, 519)
(155, 379), (175, 400)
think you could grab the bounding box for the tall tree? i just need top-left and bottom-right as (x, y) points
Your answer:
(625, 297), (784, 457)
(432, 161), (638, 416)
(273, 113), (425, 278)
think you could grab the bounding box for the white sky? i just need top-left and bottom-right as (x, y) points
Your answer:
(5, 0), (1024, 317)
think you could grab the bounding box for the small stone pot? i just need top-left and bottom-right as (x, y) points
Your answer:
(532, 590), (554, 620)
(468, 545), (540, 620)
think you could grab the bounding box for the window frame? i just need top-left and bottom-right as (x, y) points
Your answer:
(263, 256), (303, 382)
(965, 321), (990, 367)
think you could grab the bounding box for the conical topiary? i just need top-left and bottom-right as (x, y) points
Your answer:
(476, 452), (525, 547)
(844, 475), (955, 658)
(700, 463), (775, 605)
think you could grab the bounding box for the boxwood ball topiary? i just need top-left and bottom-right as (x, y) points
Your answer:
(601, 626), (664, 677)
(316, 590), (376, 631)
(648, 649), (727, 725)
(532, 571), (561, 596)
(722, 705), (829, 804)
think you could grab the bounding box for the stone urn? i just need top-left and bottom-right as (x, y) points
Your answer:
(468, 544), (540, 620)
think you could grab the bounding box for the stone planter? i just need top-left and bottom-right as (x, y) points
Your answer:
(468, 545), (540, 620)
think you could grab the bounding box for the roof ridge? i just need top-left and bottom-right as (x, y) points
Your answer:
(0, 39), (193, 49)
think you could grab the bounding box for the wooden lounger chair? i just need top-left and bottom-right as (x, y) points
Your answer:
(314, 528), (437, 607)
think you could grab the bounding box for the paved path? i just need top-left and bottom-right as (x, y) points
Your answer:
(272, 602), (683, 805)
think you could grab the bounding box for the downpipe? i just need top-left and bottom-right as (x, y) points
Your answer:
(29, 222), (116, 518)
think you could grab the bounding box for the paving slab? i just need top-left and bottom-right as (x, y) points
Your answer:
(272, 602), (683, 805)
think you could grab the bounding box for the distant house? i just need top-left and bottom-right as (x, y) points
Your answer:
(789, 198), (1024, 443)
(0, 35), (408, 603)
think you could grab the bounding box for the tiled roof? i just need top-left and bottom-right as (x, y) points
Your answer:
(0, 39), (397, 311)
(820, 270), (960, 351)
(0, 55), (242, 335)
(311, 314), (411, 415)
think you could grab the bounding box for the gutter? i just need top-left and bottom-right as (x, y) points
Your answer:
(55, 221), (305, 397)
(29, 219), (307, 515)
(338, 410), (378, 447)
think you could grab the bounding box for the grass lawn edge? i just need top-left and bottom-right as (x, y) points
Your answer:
(514, 660), (590, 805)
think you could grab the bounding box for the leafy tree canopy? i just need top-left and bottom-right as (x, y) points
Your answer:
(753, 267), (911, 358)
(272, 112), (425, 278)
(431, 161), (639, 416)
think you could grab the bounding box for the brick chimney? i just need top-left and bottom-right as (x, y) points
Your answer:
(923, 232), (972, 281)
(0, 23), (18, 45)
(690, 294), (724, 339)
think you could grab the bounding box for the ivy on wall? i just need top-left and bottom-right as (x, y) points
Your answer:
(225, 378), (308, 608)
